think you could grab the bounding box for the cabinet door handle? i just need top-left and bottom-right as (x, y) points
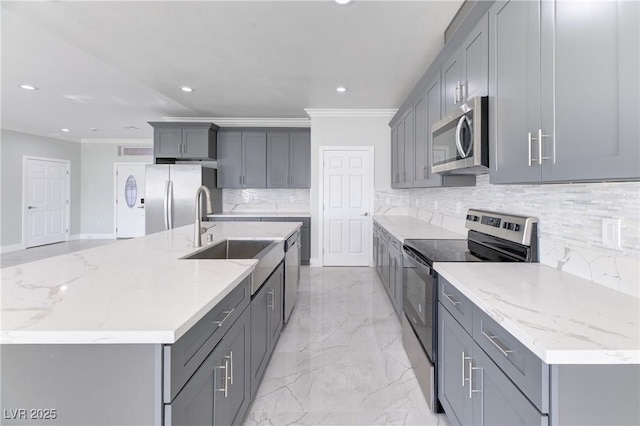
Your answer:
(460, 82), (466, 102)
(268, 289), (274, 310)
(528, 132), (533, 166)
(482, 331), (513, 357)
(224, 351), (233, 385)
(212, 308), (235, 328)
(442, 292), (460, 306)
(462, 351), (470, 387)
(468, 360), (482, 399)
(216, 360), (229, 397)
(538, 129), (550, 165)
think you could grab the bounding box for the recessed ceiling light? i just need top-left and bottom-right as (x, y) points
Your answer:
(180, 86), (194, 92)
(334, 0), (354, 5)
(19, 84), (38, 90)
(123, 126), (139, 130)
(61, 128), (70, 132)
(336, 86), (348, 93)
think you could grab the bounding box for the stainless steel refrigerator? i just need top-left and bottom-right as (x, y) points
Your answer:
(145, 164), (222, 235)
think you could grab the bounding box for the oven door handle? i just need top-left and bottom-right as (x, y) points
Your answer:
(403, 248), (433, 276)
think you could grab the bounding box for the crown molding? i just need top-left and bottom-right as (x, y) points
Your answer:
(80, 138), (152, 145)
(161, 117), (310, 128)
(304, 109), (398, 118)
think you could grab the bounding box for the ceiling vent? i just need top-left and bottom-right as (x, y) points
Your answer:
(118, 146), (153, 157)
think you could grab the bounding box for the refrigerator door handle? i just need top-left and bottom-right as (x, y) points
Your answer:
(163, 180), (170, 231)
(168, 180), (174, 229)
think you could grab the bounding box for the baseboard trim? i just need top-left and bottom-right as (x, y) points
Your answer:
(0, 243), (24, 254)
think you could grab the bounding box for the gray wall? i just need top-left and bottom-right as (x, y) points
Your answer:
(0, 129), (82, 247)
(80, 143), (151, 236)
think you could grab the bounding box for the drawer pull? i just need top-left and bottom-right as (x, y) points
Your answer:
(212, 308), (235, 328)
(482, 331), (513, 357)
(443, 292), (460, 306)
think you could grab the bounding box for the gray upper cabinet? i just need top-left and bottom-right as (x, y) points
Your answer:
(219, 129), (309, 189)
(267, 132), (291, 188)
(289, 131), (311, 188)
(490, 0), (640, 184)
(488, 0), (541, 184)
(414, 74), (448, 187)
(441, 14), (488, 116)
(150, 122), (218, 160)
(217, 132), (243, 188)
(390, 123), (400, 187)
(391, 109), (414, 189)
(217, 131), (267, 188)
(242, 132), (267, 188)
(266, 131), (311, 188)
(441, 53), (461, 117)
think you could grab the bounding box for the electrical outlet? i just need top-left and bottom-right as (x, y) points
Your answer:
(455, 202), (462, 214)
(602, 218), (621, 248)
(433, 200), (438, 210)
(289, 196), (294, 203)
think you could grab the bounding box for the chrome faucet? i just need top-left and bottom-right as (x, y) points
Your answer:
(194, 185), (214, 248)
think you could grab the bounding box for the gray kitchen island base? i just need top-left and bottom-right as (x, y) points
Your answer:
(1, 344), (163, 425)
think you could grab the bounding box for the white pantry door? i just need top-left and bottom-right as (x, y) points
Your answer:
(322, 149), (371, 266)
(115, 164), (146, 238)
(25, 158), (69, 248)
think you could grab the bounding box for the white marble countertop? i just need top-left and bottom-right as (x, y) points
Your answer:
(210, 212), (311, 218)
(373, 215), (466, 242)
(1, 222), (300, 345)
(435, 262), (640, 365)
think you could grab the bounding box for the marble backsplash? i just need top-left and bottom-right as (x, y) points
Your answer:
(375, 175), (640, 298)
(222, 189), (310, 212)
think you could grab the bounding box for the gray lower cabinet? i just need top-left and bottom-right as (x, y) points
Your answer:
(165, 295), (251, 426)
(150, 122), (218, 161)
(388, 239), (403, 316)
(438, 303), (547, 426)
(439, 304), (474, 426)
(250, 262), (284, 398)
(266, 131), (311, 188)
(373, 223), (402, 318)
(217, 131), (267, 188)
(489, 0), (639, 184)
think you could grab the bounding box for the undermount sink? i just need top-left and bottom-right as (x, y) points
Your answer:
(183, 239), (277, 260)
(183, 239), (284, 295)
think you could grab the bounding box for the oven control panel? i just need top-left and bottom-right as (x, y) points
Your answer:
(465, 209), (538, 245)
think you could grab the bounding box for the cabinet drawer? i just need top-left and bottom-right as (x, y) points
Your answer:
(472, 306), (549, 413)
(163, 277), (250, 403)
(439, 276), (474, 334)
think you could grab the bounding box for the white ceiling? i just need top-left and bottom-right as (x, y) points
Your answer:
(1, 0), (463, 141)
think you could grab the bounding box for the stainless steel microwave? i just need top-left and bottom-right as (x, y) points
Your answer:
(431, 96), (488, 175)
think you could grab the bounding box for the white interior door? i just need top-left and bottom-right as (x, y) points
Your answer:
(25, 158), (69, 248)
(322, 149), (371, 266)
(116, 164), (146, 238)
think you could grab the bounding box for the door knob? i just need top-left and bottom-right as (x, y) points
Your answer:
(361, 212), (369, 217)
(137, 206), (145, 209)
(27, 206), (36, 209)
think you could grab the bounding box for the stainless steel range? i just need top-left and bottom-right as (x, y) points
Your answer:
(401, 209), (539, 412)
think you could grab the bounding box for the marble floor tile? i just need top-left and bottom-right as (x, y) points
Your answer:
(244, 266), (448, 426)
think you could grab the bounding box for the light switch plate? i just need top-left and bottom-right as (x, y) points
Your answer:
(602, 218), (621, 248)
